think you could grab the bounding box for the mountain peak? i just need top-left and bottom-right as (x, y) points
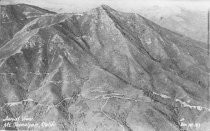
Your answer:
(100, 4), (113, 10)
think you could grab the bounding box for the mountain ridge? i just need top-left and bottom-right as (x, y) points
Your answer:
(0, 3), (209, 131)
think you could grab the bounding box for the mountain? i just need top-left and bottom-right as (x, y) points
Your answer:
(0, 3), (55, 47)
(0, 4), (209, 131)
(0, 0), (208, 43)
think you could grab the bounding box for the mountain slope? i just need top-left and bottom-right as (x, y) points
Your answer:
(0, 4), (209, 131)
(0, 4), (55, 47)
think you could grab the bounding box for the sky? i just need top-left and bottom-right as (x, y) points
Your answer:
(1, 0), (210, 13)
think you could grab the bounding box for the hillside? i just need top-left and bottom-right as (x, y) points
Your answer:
(0, 4), (209, 131)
